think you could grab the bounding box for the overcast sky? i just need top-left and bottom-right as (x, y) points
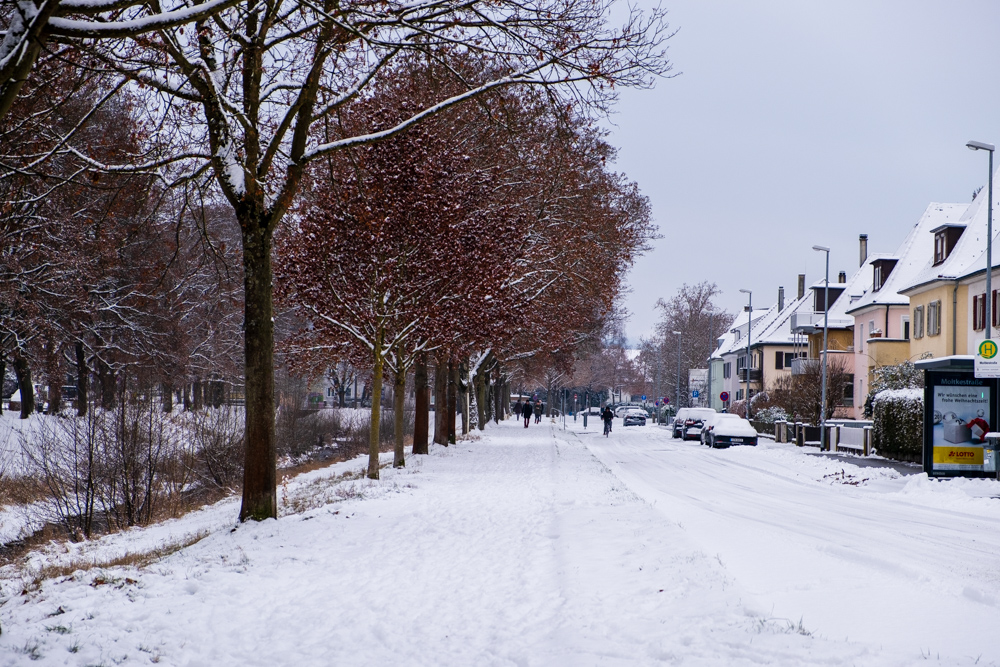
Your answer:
(608, 0), (1000, 344)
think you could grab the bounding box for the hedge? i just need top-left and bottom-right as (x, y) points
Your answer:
(872, 388), (923, 462)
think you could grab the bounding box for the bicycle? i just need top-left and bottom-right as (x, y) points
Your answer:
(603, 419), (612, 437)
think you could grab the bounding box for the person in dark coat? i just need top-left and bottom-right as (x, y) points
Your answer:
(522, 400), (533, 428)
(514, 399), (523, 420)
(533, 400), (543, 423)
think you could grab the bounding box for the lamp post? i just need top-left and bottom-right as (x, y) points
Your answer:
(738, 289), (752, 419)
(968, 140), (995, 339)
(813, 245), (831, 451)
(673, 331), (682, 411)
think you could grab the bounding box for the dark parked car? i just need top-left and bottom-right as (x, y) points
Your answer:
(706, 416), (758, 448)
(622, 408), (647, 426)
(681, 408), (716, 441)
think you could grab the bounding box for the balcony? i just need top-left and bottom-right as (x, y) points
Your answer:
(790, 312), (824, 333)
(736, 369), (763, 383)
(790, 358), (821, 376)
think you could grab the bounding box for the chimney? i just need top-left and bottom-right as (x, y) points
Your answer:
(859, 234), (868, 267)
(778, 286), (785, 311)
(797, 274), (805, 300)
(838, 271), (847, 283)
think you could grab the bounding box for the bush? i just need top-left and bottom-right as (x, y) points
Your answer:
(872, 388), (923, 461)
(865, 361), (923, 418)
(754, 406), (788, 426)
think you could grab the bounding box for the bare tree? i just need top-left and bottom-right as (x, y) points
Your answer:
(650, 282), (734, 408)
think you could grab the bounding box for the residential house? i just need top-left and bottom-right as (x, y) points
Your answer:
(792, 254), (874, 419)
(847, 206), (964, 414)
(900, 168), (1000, 360)
(711, 307), (768, 411)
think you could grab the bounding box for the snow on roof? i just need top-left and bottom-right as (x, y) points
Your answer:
(847, 203), (965, 313)
(901, 170), (996, 291)
(814, 259), (875, 330)
(712, 308), (768, 358)
(751, 294), (814, 345)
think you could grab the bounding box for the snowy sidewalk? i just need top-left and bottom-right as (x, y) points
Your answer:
(0, 420), (953, 665)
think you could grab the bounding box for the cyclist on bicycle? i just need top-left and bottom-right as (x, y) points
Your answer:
(601, 405), (614, 436)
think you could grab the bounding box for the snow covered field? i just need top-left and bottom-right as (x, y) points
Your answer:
(2, 418), (1000, 665)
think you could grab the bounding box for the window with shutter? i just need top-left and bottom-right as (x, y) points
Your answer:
(775, 351), (783, 369)
(993, 290), (998, 328)
(928, 300), (941, 336)
(913, 306), (924, 339)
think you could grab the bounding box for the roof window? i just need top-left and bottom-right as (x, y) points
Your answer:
(931, 224), (966, 266)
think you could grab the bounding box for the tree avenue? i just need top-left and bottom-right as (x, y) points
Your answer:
(276, 60), (655, 479)
(3, 0), (672, 522)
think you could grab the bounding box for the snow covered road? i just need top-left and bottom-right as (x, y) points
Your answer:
(583, 421), (1000, 663)
(1, 419), (999, 665)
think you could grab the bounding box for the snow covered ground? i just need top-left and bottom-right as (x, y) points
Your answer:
(2, 417), (1000, 665)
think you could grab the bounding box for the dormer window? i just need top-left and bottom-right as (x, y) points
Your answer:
(931, 224), (966, 266)
(872, 258), (898, 292)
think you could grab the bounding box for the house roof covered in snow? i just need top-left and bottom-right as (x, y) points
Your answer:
(812, 259), (875, 330)
(750, 294), (814, 346)
(900, 169), (997, 293)
(712, 308), (768, 359)
(850, 202), (969, 311)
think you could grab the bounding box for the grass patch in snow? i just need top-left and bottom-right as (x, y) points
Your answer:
(16, 529), (210, 593)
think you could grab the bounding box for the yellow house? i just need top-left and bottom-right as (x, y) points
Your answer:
(900, 177), (998, 360)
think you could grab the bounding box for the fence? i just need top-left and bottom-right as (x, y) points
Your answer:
(772, 420), (873, 456)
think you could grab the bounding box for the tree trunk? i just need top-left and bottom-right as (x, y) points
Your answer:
(12, 352), (34, 419)
(193, 378), (203, 410)
(96, 355), (115, 410)
(474, 364), (488, 431)
(0, 352), (5, 417)
(459, 358), (470, 436)
(433, 354), (448, 446)
(45, 339), (61, 414)
(413, 354), (429, 455)
(75, 341), (88, 416)
(493, 371), (503, 424)
(239, 221), (277, 522)
(447, 359), (457, 444)
(367, 330), (385, 480)
(337, 387), (347, 408)
(162, 382), (173, 413)
(393, 366), (406, 468)
(183, 383), (191, 411)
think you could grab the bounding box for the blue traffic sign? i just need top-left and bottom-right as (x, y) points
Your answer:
(641, 395), (647, 401)
(692, 390), (699, 398)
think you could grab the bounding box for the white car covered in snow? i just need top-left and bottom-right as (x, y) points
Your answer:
(704, 415), (758, 448)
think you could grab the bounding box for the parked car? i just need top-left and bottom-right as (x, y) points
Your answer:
(622, 407), (647, 426)
(681, 407), (717, 440)
(671, 408), (691, 438)
(707, 416), (758, 448)
(581, 406), (603, 418)
(701, 413), (742, 447)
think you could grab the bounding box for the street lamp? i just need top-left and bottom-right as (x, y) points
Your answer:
(673, 330), (682, 413)
(813, 245), (831, 451)
(739, 289), (752, 419)
(968, 140), (995, 339)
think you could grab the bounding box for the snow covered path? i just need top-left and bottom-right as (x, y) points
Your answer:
(0, 419), (997, 665)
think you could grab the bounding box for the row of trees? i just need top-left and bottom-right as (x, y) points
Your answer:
(3, 0), (672, 521)
(274, 58), (655, 479)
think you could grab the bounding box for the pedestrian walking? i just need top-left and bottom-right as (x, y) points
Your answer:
(522, 400), (533, 427)
(514, 399), (523, 421)
(533, 400), (542, 424)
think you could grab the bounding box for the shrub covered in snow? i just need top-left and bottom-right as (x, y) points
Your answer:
(865, 361), (923, 418)
(753, 406), (789, 426)
(872, 388), (923, 461)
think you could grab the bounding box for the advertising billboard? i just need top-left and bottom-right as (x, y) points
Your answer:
(928, 375), (995, 475)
